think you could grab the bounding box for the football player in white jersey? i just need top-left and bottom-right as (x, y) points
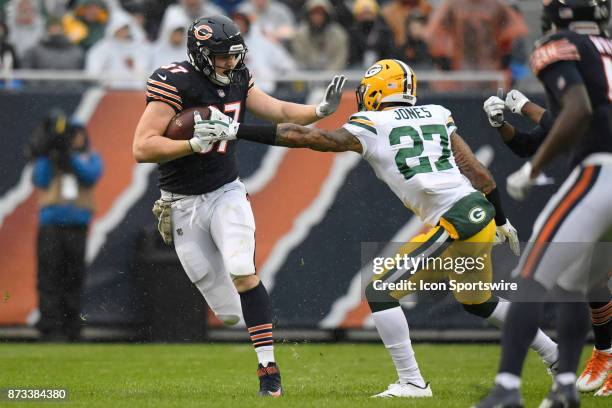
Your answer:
(196, 59), (559, 397)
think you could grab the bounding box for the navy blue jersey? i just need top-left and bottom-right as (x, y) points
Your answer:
(530, 29), (612, 166)
(146, 61), (254, 195)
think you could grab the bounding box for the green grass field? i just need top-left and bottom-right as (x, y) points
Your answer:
(0, 343), (606, 407)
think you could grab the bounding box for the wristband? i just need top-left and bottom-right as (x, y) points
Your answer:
(236, 124), (278, 145)
(485, 187), (507, 226)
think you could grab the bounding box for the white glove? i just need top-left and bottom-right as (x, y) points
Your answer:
(193, 106), (239, 143)
(505, 90), (530, 114)
(507, 162), (537, 201)
(483, 96), (505, 128)
(188, 111), (212, 153)
(315, 75), (347, 118)
(494, 218), (520, 256)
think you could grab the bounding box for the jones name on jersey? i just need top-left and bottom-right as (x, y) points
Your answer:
(343, 104), (476, 226)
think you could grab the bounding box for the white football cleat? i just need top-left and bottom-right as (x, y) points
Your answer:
(371, 381), (433, 398)
(594, 372), (611, 397)
(576, 348), (611, 392)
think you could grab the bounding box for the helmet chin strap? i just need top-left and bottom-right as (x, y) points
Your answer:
(568, 20), (602, 34)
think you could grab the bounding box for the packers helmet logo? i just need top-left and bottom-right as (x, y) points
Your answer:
(468, 206), (486, 223)
(194, 24), (213, 41)
(364, 64), (383, 78)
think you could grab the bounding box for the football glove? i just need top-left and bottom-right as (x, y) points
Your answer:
(193, 107), (239, 144)
(315, 75), (347, 118)
(483, 96), (505, 127)
(505, 90), (530, 115)
(507, 162), (537, 201)
(189, 111), (212, 153)
(494, 219), (520, 256)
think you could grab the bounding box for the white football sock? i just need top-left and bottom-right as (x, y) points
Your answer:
(495, 372), (521, 389)
(487, 299), (558, 365)
(256, 345), (275, 367)
(372, 306), (425, 387)
(556, 372), (577, 386)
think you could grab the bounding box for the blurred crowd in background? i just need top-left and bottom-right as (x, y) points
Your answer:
(0, 0), (563, 90)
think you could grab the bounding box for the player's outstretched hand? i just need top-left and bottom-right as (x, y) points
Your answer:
(316, 75), (347, 118)
(194, 107), (239, 142)
(483, 96), (505, 128)
(505, 90), (530, 114)
(506, 162), (536, 201)
(494, 218), (520, 256)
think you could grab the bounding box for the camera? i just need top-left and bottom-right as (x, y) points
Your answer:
(25, 109), (77, 170)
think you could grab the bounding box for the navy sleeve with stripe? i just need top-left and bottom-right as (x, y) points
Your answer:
(145, 68), (184, 113)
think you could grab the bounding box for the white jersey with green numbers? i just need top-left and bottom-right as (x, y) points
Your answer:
(343, 104), (476, 227)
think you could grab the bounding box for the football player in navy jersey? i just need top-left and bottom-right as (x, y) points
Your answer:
(476, 1), (612, 406)
(132, 15), (346, 397)
(483, 87), (612, 397)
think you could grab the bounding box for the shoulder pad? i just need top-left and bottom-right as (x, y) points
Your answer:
(530, 33), (580, 76)
(146, 65), (187, 112)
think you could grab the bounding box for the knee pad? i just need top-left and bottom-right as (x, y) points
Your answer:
(225, 254), (255, 278)
(194, 274), (243, 326)
(216, 314), (241, 326)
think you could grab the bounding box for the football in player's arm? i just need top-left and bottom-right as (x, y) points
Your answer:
(131, 15), (347, 398)
(133, 70), (346, 164)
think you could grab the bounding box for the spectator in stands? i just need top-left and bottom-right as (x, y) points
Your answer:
(381, 0), (431, 56)
(237, 0), (296, 42)
(116, 0), (149, 42)
(232, 11), (296, 93)
(5, 0), (44, 57)
(159, 0), (223, 39)
(425, 0), (528, 72)
(62, 0), (109, 51)
(139, 0), (174, 40)
(0, 17), (19, 72)
(22, 16), (84, 70)
(149, 9), (188, 72)
(85, 9), (150, 89)
(27, 109), (103, 342)
(347, 0), (396, 69)
(291, 0), (348, 71)
(401, 11), (433, 69)
(504, 0), (530, 85)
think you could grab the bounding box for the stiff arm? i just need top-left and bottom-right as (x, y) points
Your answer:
(274, 124), (363, 153)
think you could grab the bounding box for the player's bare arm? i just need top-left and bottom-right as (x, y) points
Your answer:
(246, 76), (346, 125)
(133, 102), (192, 163)
(274, 124), (363, 153)
(521, 101), (547, 124)
(451, 132), (495, 194)
(246, 87), (319, 125)
(530, 83), (592, 176)
(484, 90), (547, 143)
(498, 102), (548, 143)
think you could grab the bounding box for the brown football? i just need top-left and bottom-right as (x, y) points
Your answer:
(164, 107), (211, 140)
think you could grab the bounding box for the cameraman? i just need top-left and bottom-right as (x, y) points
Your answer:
(29, 109), (103, 342)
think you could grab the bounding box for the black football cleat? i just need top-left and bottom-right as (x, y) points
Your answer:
(538, 382), (580, 408)
(257, 362), (283, 397)
(472, 384), (524, 408)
